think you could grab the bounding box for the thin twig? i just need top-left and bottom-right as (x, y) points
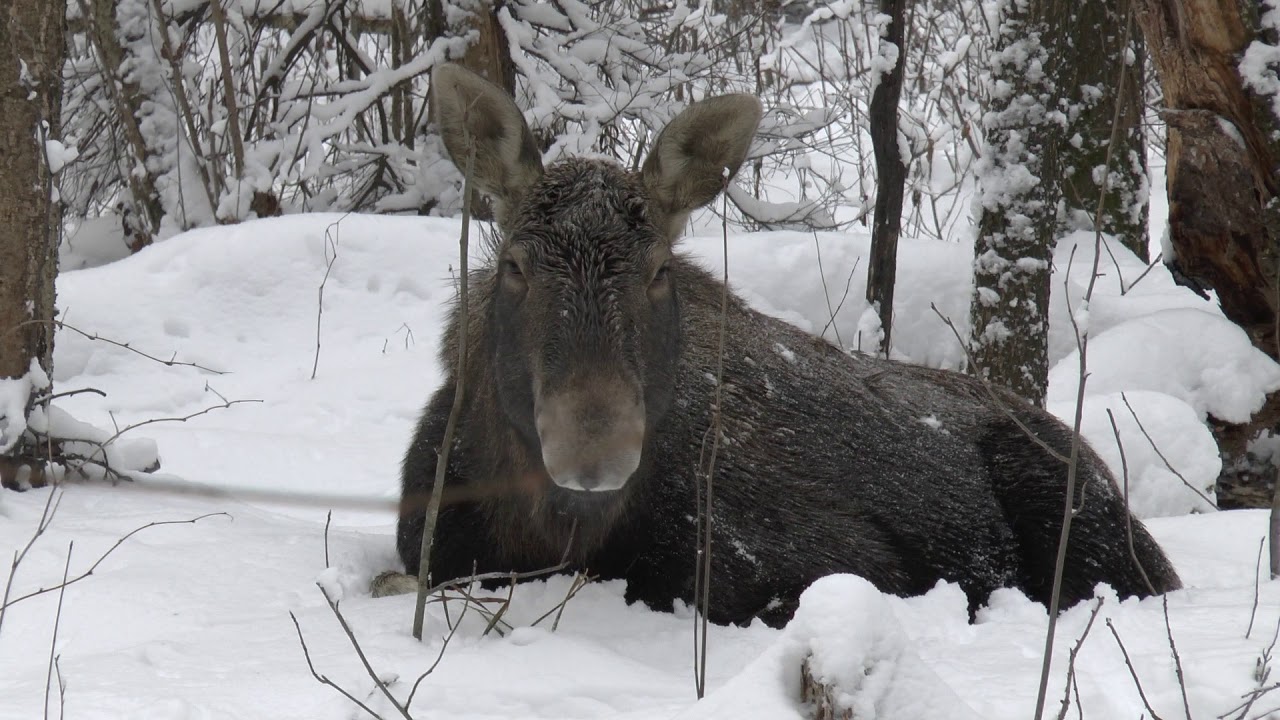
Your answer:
(289, 611), (386, 720)
(98, 397), (262, 450)
(1249, 535), (1265, 638)
(529, 571), (593, 630)
(1121, 252), (1165, 296)
(312, 218), (341, 380)
(324, 510), (332, 569)
(414, 109), (476, 640)
(931, 304), (1069, 463)
(422, 561), (572, 606)
(695, 179), (733, 699)
(1107, 408), (1157, 595)
(0, 488), (65, 637)
(11, 320), (226, 374)
(481, 577), (517, 637)
(552, 573), (590, 632)
(1107, 618), (1165, 720)
(316, 583), (413, 720)
(36, 388), (107, 404)
(44, 542), (72, 720)
(1056, 597), (1104, 720)
(1270, 473), (1280, 580)
(1163, 596), (1194, 720)
(405, 583), (471, 711)
(2, 513), (229, 611)
(1121, 392), (1217, 509)
(1035, 10), (1135, 718)
(54, 656), (65, 720)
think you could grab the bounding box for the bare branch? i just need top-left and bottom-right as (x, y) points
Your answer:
(2, 513), (230, 612)
(414, 111), (477, 640)
(44, 542), (72, 720)
(0, 488), (65, 637)
(1120, 392), (1217, 509)
(1106, 408), (1157, 595)
(1163, 595), (1193, 720)
(289, 611), (386, 720)
(1107, 618), (1165, 720)
(1055, 597), (1104, 720)
(11, 320), (227, 374)
(315, 583), (413, 720)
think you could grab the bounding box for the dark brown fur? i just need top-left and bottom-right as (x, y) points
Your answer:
(391, 65), (1181, 627)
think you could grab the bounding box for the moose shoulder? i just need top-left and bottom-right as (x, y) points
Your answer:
(384, 63), (1180, 627)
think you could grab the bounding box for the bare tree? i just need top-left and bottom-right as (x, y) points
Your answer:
(0, 0), (66, 488)
(866, 0), (909, 356)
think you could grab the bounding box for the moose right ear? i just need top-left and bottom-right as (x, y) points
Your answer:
(641, 93), (762, 241)
(432, 64), (544, 227)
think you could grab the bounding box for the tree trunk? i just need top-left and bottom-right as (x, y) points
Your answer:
(428, 0), (515, 221)
(86, 0), (163, 250)
(0, 0), (65, 488)
(971, 0), (1143, 405)
(1060, 0), (1150, 261)
(1135, 0), (1280, 509)
(866, 0), (908, 357)
(1136, 0), (1280, 359)
(969, 0), (1062, 406)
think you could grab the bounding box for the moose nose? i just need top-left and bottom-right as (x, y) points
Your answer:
(535, 380), (645, 493)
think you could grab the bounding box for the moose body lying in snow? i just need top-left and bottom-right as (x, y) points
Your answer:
(382, 64), (1180, 627)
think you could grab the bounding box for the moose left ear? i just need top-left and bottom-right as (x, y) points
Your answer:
(641, 94), (762, 241)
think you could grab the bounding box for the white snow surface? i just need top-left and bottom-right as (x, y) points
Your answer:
(4, 214), (1280, 719)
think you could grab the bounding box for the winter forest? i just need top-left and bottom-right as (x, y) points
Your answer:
(3, 0), (1280, 717)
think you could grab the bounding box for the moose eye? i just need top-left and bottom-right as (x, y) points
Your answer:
(651, 262), (671, 285)
(501, 259), (523, 277)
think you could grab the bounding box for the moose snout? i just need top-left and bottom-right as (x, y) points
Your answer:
(535, 381), (646, 492)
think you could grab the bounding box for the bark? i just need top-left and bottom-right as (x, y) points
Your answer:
(1060, 0), (1150, 261)
(866, 0), (908, 356)
(969, 0), (1062, 406)
(1136, 0), (1280, 508)
(428, 0), (515, 220)
(801, 657), (853, 720)
(458, 1), (515, 95)
(81, 0), (162, 250)
(1136, 0), (1280, 359)
(971, 0), (1143, 405)
(1, 0), (65, 487)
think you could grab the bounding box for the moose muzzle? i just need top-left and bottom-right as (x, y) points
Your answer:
(535, 378), (646, 492)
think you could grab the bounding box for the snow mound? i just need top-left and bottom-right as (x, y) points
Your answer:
(1048, 391), (1219, 517)
(686, 575), (980, 720)
(1047, 307), (1280, 424)
(1049, 230), (1216, 366)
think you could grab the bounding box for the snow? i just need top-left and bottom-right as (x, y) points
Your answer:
(4, 213), (1280, 719)
(0, 359), (49, 454)
(1241, 0), (1280, 134)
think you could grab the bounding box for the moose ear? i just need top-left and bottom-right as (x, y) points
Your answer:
(641, 94), (762, 240)
(432, 64), (544, 227)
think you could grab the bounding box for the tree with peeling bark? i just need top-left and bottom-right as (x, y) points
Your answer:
(970, 0), (1147, 405)
(0, 0), (66, 488)
(1134, 0), (1280, 512)
(1137, 0), (1280, 363)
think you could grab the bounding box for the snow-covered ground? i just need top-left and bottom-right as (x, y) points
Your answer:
(3, 213), (1280, 719)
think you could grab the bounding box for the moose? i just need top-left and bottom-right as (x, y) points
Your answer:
(381, 64), (1181, 627)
